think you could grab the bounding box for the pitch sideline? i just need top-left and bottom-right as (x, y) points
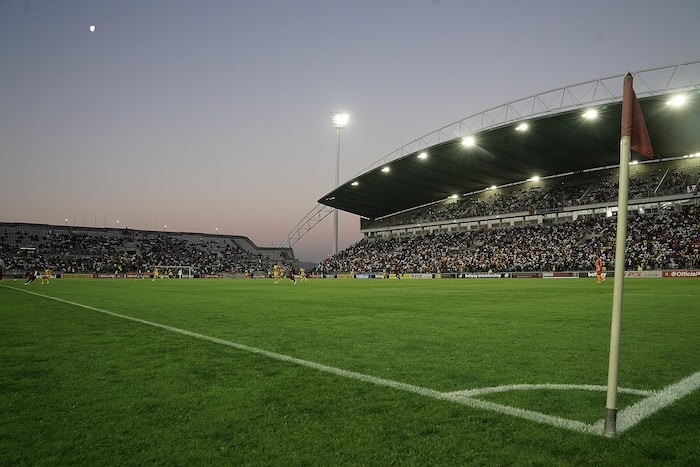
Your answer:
(6, 285), (699, 437)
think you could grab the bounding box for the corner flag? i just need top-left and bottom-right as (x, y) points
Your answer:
(604, 72), (655, 438)
(621, 73), (654, 158)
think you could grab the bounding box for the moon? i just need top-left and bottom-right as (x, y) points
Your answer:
(89, 25), (96, 33)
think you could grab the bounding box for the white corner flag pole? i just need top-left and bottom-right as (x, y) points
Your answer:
(604, 134), (631, 438)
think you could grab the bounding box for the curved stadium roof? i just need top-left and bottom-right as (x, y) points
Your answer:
(318, 61), (700, 221)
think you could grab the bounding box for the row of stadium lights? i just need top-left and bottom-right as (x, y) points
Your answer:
(345, 93), (695, 197)
(62, 216), (169, 230)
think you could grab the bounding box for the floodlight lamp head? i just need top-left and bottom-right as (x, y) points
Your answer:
(461, 136), (476, 147)
(582, 108), (598, 120)
(331, 112), (349, 128)
(667, 94), (687, 107)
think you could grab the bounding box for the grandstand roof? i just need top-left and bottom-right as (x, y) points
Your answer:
(318, 63), (700, 220)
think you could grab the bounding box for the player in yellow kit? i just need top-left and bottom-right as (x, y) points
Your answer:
(41, 268), (52, 285)
(273, 264), (281, 284)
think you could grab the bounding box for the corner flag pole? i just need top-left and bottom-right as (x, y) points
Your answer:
(604, 134), (630, 438)
(604, 73), (653, 438)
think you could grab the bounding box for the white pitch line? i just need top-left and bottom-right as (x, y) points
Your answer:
(450, 384), (657, 398)
(614, 371), (700, 434)
(6, 285), (699, 437)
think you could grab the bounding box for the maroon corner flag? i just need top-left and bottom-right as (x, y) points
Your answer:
(621, 73), (654, 158)
(605, 72), (655, 438)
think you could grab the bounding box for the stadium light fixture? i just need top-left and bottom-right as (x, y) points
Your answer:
(331, 112), (349, 128)
(330, 112), (349, 255)
(582, 108), (598, 120)
(666, 94), (687, 107)
(381, 166), (390, 173)
(417, 151), (428, 160)
(462, 136), (476, 147)
(515, 122), (529, 132)
(351, 181), (359, 186)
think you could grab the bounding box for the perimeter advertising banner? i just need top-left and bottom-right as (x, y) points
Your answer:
(511, 272), (543, 278)
(624, 270), (662, 278)
(456, 273), (507, 279)
(584, 271), (605, 279)
(543, 272), (578, 278)
(662, 269), (700, 278)
(404, 273), (434, 279)
(354, 274), (374, 279)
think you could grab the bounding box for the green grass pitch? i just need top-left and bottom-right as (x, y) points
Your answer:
(1, 277), (698, 465)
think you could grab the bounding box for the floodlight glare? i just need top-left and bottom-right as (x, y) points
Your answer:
(515, 123), (529, 132)
(381, 166), (390, 173)
(417, 152), (428, 160)
(351, 181), (359, 186)
(330, 112), (350, 128)
(583, 109), (598, 119)
(667, 94), (687, 107)
(461, 136), (475, 147)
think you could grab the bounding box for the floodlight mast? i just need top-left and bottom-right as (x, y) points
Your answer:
(330, 112), (349, 256)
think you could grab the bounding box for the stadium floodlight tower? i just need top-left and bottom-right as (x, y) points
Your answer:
(330, 112), (349, 255)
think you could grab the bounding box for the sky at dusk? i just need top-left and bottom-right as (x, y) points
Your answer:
(2, 0), (699, 263)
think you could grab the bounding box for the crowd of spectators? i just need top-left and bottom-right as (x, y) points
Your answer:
(316, 207), (699, 274)
(315, 161), (699, 275)
(0, 228), (282, 277)
(369, 161), (699, 229)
